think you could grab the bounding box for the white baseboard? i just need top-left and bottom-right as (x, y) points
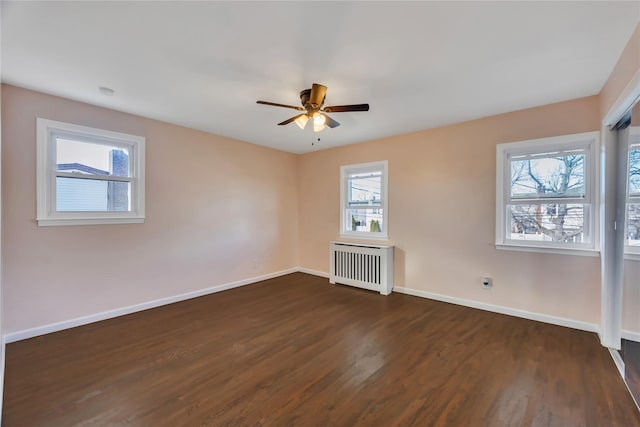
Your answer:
(4, 268), (298, 343)
(609, 348), (625, 377)
(3, 269), (609, 344)
(622, 329), (640, 343)
(393, 286), (599, 333)
(297, 267), (329, 278)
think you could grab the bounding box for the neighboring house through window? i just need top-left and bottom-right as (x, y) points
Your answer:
(495, 132), (598, 255)
(340, 160), (388, 240)
(37, 118), (145, 226)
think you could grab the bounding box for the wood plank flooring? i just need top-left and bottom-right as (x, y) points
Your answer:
(623, 339), (640, 410)
(3, 273), (639, 426)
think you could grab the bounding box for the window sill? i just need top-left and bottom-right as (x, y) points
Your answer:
(496, 243), (599, 257)
(624, 252), (640, 261)
(37, 217), (145, 226)
(339, 232), (389, 241)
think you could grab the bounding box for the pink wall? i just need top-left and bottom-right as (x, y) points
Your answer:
(3, 23), (640, 337)
(600, 23), (640, 120)
(1, 85), (299, 333)
(298, 96), (602, 324)
(624, 262), (640, 335)
(296, 23), (640, 333)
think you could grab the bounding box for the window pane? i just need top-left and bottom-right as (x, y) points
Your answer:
(346, 208), (384, 233)
(56, 137), (130, 177)
(507, 203), (585, 243)
(56, 177), (131, 212)
(629, 148), (640, 195)
(510, 152), (585, 198)
(348, 171), (382, 205)
(627, 203), (640, 247)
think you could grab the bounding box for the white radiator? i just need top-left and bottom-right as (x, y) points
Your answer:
(329, 241), (394, 295)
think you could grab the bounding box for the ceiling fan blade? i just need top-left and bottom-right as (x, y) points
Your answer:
(322, 113), (340, 128)
(257, 100), (304, 111)
(323, 104), (370, 113)
(278, 114), (307, 126)
(309, 83), (327, 107)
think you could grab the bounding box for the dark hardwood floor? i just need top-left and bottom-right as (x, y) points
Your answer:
(623, 339), (640, 410)
(3, 273), (639, 426)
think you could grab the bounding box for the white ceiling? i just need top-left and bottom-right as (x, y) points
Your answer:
(2, 2), (639, 154)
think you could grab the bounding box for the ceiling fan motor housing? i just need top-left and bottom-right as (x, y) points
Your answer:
(299, 88), (323, 111)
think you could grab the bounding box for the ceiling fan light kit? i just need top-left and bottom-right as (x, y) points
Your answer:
(257, 83), (369, 132)
(294, 114), (309, 130)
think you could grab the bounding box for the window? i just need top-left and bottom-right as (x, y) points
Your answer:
(37, 118), (145, 226)
(496, 132), (598, 254)
(626, 127), (640, 254)
(340, 160), (388, 239)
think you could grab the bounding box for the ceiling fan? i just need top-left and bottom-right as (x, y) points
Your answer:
(257, 83), (369, 132)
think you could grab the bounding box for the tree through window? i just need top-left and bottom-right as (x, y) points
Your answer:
(509, 150), (586, 242)
(496, 132), (597, 252)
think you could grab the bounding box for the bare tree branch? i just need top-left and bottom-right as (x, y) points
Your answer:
(510, 155), (585, 242)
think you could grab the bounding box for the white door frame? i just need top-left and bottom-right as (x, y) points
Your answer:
(600, 69), (640, 349)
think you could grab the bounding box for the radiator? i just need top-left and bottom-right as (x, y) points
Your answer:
(329, 241), (394, 295)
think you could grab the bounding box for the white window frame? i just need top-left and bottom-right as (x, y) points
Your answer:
(36, 118), (146, 226)
(340, 160), (388, 240)
(625, 126), (640, 259)
(495, 132), (599, 256)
